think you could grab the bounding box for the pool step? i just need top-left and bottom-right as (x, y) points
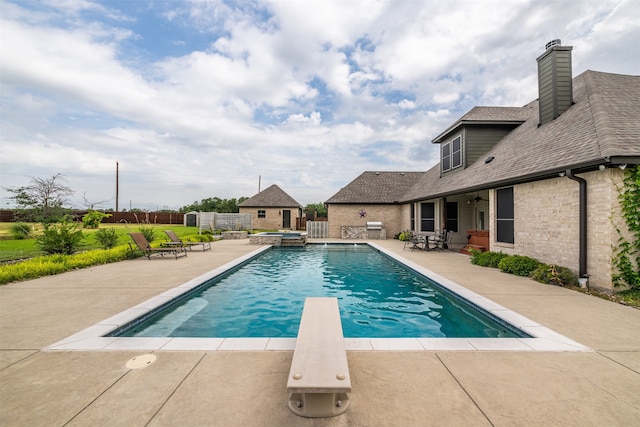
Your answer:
(280, 237), (307, 247)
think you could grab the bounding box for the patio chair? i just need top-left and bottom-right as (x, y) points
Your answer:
(129, 232), (187, 260)
(408, 234), (426, 251)
(427, 230), (447, 251)
(443, 230), (454, 251)
(402, 231), (416, 250)
(163, 230), (211, 251)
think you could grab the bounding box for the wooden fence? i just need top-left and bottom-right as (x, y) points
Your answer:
(296, 216), (327, 231)
(0, 210), (184, 225)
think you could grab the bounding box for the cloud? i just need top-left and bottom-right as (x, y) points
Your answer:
(1, 0), (638, 209)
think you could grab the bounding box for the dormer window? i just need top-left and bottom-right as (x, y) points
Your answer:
(442, 135), (463, 172)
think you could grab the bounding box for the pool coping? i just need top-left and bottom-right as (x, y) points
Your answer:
(45, 243), (592, 353)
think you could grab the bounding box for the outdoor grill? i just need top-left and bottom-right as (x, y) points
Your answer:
(366, 221), (383, 230)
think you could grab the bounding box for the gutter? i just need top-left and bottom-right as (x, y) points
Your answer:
(565, 169), (587, 278)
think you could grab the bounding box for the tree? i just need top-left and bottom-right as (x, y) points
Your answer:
(5, 173), (74, 223)
(82, 191), (111, 210)
(304, 203), (327, 218)
(82, 210), (111, 228)
(179, 196), (248, 213)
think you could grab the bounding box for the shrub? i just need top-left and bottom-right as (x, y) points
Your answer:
(36, 218), (84, 255)
(94, 227), (119, 249)
(187, 233), (214, 242)
(0, 246), (134, 285)
(11, 223), (32, 239)
(397, 231), (413, 241)
(470, 250), (508, 268)
(498, 255), (541, 276)
(138, 225), (156, 243)
(82, 210), (111, 228)
(532, 264), (579, 287)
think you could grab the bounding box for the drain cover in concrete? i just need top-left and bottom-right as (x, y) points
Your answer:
(126, 354), (157, 369)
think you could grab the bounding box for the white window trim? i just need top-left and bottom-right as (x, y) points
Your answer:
(442, 135), (463, 172)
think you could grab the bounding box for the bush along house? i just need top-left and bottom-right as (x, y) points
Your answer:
(325, 40), (640, 293)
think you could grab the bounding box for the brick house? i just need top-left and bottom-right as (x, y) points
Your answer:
(326, 41), (640, 292)
(239, 184), (303, 230)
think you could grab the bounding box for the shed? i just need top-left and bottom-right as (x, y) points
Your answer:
(184, 211), (200, 227)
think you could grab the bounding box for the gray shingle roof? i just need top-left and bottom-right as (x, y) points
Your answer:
(432, 106), (529, 143)
(402, 70), (640, 202)
(325, 171), (424, 204)
(238, 184), (302, 208)
(325, 71), (638, 205)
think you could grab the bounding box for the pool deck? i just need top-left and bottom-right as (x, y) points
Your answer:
(1, 239), (639, 426)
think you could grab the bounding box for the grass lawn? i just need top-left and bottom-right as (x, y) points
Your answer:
(0, 223), (201, 263)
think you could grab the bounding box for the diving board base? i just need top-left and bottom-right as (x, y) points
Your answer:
(288, 392), (350, 418)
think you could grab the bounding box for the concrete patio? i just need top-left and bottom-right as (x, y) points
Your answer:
(1, 239), (639, 426)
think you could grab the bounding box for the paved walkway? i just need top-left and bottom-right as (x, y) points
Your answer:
(1, 239), (639, 426)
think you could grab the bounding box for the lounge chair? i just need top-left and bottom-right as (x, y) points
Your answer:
(129, 232), (187, 259)
(163, 230), (211, 251)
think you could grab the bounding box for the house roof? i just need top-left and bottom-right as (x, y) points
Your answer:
(432, 106), (529, 143)
(325, 171), (425, 204)
(238, 184), (302, 208)
(327, 71), (639, 205)
(402, 70), (640, 202)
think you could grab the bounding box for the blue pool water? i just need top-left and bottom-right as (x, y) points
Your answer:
(117, 244), (527, 338)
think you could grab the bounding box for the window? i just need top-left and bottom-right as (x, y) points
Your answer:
(442, 136), (463, 172)
(410, 204), (415, 231)
(258, 210), (266, 218)
(420, 202), (435, 232)
(445, 202), (458, 232)
(496, 187), (514, 244)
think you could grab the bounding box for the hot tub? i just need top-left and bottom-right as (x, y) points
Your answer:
(250, 231), (308, 246)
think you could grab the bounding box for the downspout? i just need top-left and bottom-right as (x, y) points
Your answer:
(565, 169), (587, 278)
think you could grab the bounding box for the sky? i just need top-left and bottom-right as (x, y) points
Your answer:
(1, 0), (638, 211)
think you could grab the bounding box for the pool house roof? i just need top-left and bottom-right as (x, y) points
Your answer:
(238, 184), (303, 208)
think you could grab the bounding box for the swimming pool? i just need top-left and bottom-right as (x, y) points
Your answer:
(111, 244), (527, 339)
(48, 242), (591, 352)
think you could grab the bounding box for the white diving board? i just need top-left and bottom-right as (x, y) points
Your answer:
(287, 297), (351, 417)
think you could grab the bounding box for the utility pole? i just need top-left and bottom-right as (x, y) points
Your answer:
(115, 161), (119, 212)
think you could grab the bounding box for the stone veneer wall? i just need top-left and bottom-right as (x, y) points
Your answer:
(340, 226), (387, 240)
(491, 169), (625, 292)
(249, 235), (282, 245)
(221, 231), (248, 240)
(327, 204), (404, 238)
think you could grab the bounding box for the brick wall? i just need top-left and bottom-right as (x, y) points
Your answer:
(492, 169), (625, 292)
(239, 207), (299, 230)
(327, 204), (404, 238)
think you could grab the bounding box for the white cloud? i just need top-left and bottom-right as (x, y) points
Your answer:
(397, 99), (417, 110)
(1, 0), (638, 209)
(284, 112), (322, 125)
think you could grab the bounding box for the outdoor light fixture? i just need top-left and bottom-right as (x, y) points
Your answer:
(619, 164), (627, 170)
(599, 165), (606, 171)
(559, 171), (566, 177)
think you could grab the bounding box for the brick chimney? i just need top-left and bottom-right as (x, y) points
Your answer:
(537, 39), (573, 125)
